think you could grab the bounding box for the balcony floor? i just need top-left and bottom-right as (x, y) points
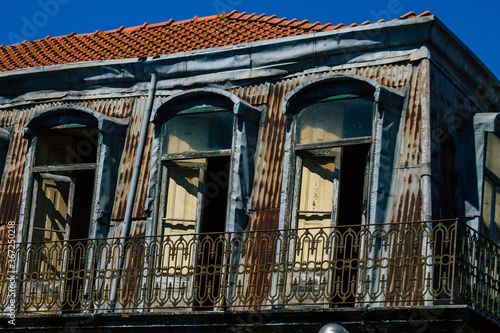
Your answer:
(2, 305), (498, 332)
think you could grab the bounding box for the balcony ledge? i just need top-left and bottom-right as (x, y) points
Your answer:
(2, 305), (498, 332)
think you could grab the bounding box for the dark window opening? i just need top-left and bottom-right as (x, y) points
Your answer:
(27, 126), (98, 312)
(332, 143), (370, 306)
(195, 155), (230, 309)
(337, 144), (370, 227)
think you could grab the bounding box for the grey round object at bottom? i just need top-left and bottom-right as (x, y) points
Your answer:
(318, 323), (349, 333)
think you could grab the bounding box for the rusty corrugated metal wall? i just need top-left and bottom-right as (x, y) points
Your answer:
(225, 62), (428, 307)
(0, 61), (429, 240)
(230, 62), (424, 233)
(0, 55), (494, 310)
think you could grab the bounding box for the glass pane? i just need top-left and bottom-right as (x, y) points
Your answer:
(483, 180), (493, 236)
(486, 133), (500, 177)
(297, 97), (373, 144)
(164, 112), (234, 154)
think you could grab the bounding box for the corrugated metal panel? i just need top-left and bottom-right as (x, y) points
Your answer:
(78, 98), (135, 118)
(111, 96), (152, 220)
(397, 64), (423, 169)
(231, 83), (270, 106)
(0, 105), (39, 227)
(242, 79), (291, 231)
(388, 63), (424, 223)
(242, 63), (420, 233)
(0, 62), (425, 241)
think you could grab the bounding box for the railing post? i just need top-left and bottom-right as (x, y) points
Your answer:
(449, 219), (459, 304)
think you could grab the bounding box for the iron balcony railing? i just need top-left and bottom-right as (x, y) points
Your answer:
(0, 220), (499, 322)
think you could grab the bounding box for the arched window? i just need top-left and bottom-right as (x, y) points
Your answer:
(18, 105), (127, 311)
(147, 88), (261, 308)
(286, 81), (375, 231)
(282, 75), (405, 229)
(280, 75), (406, 306)
(149, 88), (261, 235)
(21, 105), (127, 242)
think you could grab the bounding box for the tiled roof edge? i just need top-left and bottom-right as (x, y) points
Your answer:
(0, 10), (431, 48)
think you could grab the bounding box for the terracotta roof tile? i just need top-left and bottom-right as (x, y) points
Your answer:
(0, 10), (431, 72)
(400, 11), (417, 19)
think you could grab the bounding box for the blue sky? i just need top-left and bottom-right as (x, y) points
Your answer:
(1, 0), (499, 79)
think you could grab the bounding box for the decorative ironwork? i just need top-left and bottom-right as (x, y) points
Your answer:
(0, 220), (499, 322)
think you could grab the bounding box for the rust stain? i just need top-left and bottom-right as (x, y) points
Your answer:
(111, 96), (149, 220)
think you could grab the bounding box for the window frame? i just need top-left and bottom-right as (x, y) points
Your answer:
(157, 107), (236, 236)
(0, 127), (10, 184)
(280, 74), (406, 229)
(472, 113), (500, 242)
(19, 105), (128, 242)
(148, 88), (262, 236)
(290, 92), (376, 229)
(482, 131), (500, 242)
(17, 105), (127, 312)
(146, 88), (261, 309)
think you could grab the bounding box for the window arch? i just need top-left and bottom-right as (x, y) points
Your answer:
(281, 74), (406, 229)
(148, 88), (261, 235)
(20, 105), (128, 242)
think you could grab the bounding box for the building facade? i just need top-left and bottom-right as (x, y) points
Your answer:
(0, 10), (499, 332)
